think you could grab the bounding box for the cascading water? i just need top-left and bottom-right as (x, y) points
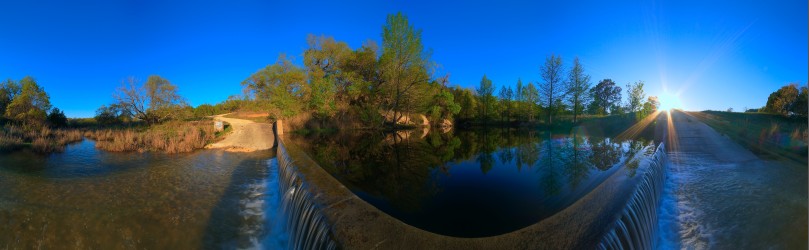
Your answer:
(598, 144), (667, 250)
(277, 142), (339, 250)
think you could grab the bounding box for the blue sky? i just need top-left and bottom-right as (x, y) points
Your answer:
(0, 0), (806, 117)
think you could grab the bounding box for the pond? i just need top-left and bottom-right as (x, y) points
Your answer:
(0, 140), (285, 249)
(289, 129), (658, 237)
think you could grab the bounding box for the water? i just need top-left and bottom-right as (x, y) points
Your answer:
(599, 144), (667, 249)
(277, 143), (338, 250)
(655, 111), (808, 249)
(656, 152), (808, 249)
(0, 139), (285, 249)
(289, 129), (659, 238)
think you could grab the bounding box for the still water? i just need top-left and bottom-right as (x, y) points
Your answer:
(0, 140), (285, 249)
(291, 129), (657, 237)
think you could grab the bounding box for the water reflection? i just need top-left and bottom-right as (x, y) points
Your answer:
(290, 129), (655, 237)
(0, 140), (279, 249)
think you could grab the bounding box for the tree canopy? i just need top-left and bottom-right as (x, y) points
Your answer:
(4, 76), (51, 127)
(763, 83), (806, 116)
(588, 79), (622, 115)
(114, 75), (187, 124)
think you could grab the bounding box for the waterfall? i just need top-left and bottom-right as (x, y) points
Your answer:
(277, 142), (339, 250)
(598, 144), (667, 250)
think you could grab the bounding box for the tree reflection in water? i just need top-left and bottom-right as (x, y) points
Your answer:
(288, 128), (655, 236)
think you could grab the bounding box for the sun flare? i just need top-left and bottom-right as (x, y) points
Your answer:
(658, 92), (683, 111)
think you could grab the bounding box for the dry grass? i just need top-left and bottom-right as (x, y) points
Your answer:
(85, 120), (217, 153)
(0, 125), (84, 153)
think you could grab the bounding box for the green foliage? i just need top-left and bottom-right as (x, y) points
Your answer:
(426, 83), (461, 122)
(378, 12), (432, 124)
(498, 85), (514, 121)
(452, 87), (478, 121)
(793, 86), (808, 116)
(242, 55), (308, 119)
(193, 104), (219, 117)
(476, 75), (496, 121)
(763, 83), (806, 116)
(304, 35), (349, 117)
(47, 108), (68, 128)
(4, 76), (51, 128)
(0, 79), (21, 119)
(625, 81), (645, 112)
(522, 82), (540, 121)
(565, 57), (591, 123)
(94, 104), (132, 126)
(588, 79), (622, 115)
(539, 54), (565, 125)
(637, 96), (659, 120)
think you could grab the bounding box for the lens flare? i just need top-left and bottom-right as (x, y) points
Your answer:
(659, 92), (683, 111)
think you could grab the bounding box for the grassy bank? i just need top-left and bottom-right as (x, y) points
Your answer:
(84, 120), (219, 154)
(690, 111), (808, 165)
(0, 125), (83, 153)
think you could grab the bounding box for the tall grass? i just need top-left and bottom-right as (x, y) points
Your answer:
(0, 125), (83, 153)
(693, 111), (808, 164)
(85, 120), (217, 153)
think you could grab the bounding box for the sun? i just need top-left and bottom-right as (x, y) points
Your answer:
(658, 92), (683, 111)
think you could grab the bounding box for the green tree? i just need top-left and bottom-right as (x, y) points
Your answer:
(0, 79), (21, 118)
(625, 81), (646, 113)
(193, 104), (218, 117)
(639, 96), (659, 119)
(426, 76), (460, 123)
(588, 79), (622, 115)
(498, 85), (513, 122)
(378, 12), (432, 125)
(47, 108), (67, 127)
(539, 54), (565, 125)
(4, 76), (51, 128)
(304, 35), (351, 118)
(453, 87), (478, 121)
(514, 79), (524, 120)
(95, 104), (131, 126)
(341, 41), (379, 105)
(565, 57), (591, 123)
(764, 83), (800, 115)
(115, 75), (187, 124)
(243, 55), (308, 119)
(476, 75), (496, 121)
(791, 85), (808, 116)
(522, 82), (540, 122)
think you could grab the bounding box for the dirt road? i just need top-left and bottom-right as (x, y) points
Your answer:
(206, 115), (276, 152)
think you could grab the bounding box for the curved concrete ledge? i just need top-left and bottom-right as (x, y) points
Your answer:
(277, 135), (665, 249)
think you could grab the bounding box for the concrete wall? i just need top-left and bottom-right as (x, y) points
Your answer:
(276, 135), (666, 249)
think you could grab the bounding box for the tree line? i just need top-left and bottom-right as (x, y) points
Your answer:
(0, 76), (67, 129)
(87, 12), (666, 130)
(232, 12), (659, 129)
(458, 57), (659, 126)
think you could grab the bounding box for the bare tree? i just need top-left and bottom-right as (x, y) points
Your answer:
(114, 75), (186, 125)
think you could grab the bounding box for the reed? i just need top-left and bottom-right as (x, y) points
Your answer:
(87, 120), (217, 153)
(0, 125), (84, 153)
